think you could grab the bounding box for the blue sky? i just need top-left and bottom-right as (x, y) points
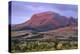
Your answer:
(11, 1), (78, 24)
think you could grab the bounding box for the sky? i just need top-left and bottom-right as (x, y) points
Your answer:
(10, 1), (78, 24)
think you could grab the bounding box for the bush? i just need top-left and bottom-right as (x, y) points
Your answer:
(11, 40), (78, 52)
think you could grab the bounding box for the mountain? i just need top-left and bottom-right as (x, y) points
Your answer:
(11, 11), (77, 32)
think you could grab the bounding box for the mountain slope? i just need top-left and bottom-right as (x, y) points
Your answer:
(11, 11), (77, 32)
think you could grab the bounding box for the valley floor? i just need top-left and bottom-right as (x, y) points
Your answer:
(10, 26), (78, 53)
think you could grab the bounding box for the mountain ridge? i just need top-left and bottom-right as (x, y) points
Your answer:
(11, 11), (77, 32)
